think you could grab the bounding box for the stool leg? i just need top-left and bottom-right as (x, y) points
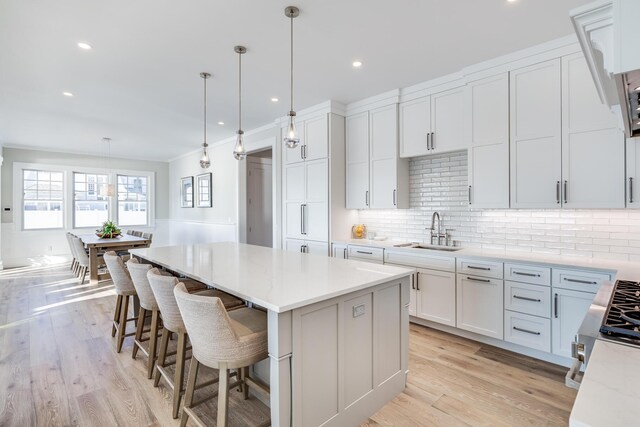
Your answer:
(172, 331), (187, 419)
(180, 357), (200, 427)
(132, 307), (146, 359)
(147, 309), (160, 379)
(117, 295), (130, 353)
(243, 367), (249, 400)
(112, 295), (122, 337)
(154, 328), (170, 387)
(217, 363), (229, 427)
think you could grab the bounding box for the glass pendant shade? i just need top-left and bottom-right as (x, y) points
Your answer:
(233, 131), (246, 160)
(106, 183), (115, 197)
(200, 143), (210, 168)
(284, 113), (300, 148)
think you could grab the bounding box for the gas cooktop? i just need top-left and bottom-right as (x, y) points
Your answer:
(600, 280), (640, 346)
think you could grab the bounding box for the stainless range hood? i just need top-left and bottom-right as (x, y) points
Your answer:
(571, 0), (640, 138)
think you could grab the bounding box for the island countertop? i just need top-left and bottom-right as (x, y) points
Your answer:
(129, 242), (415, 313)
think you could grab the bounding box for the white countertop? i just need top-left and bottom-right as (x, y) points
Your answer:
(570, 340), (640, 427)
(130, 242), (414, 313)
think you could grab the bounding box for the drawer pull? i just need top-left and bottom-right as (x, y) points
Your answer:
(467, 276), (491, 283)
(513, 326), (541, 336)
(467, 265), (491, 271)
(513, 271), (540, 278)
(356, 250), (373, 255)
(513, 295), (542, 303)
(563, 277), (598, 285)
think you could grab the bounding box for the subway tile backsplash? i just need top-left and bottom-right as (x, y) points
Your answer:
(358, 151), (640, 262)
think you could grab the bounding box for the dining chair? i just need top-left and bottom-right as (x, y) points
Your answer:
(71, 236), (90, 284)
(133, 230), (143, 237)
(104, 251), (138, 353)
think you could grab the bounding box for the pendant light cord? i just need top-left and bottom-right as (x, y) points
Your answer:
(290, 13), (294, 112)
(203, 74), (207, 146)
(238, 51), (242, 131)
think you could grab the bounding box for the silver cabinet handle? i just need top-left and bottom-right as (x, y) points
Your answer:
(468, 186), (472, 205)
(356, 250), (373, 255)
(630, 177), (634, 204)
(430, 132), (435, 150)
(554, 293), (559, 318)
(556, 181), (560, 204)
(513, 271), (541, 278)
(300, 145), (304, 160)
(393, 189), (397, 206)
(563, 277), (597, 285)
(468, 265), (491, 271)
(513, 326), (541, 336)
(300, 245), (304, 253)
(300, 204), (307, 235)
(564, 180), (568, 204)
(343, 248), (347, 258)
(365, 190), (369, 207)
(426, 133), (431, 150)
(513, 295), (542, 302)
(416, 273), (420, 291)
(467, 276), (491, 283)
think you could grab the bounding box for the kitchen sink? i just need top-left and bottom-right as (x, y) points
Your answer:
(412, 245), (461, 252)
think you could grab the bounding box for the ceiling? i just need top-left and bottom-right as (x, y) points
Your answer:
(0, 0), (594, 162)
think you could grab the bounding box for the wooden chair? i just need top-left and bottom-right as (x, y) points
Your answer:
(71, 236), (90, 284)
(174, 282), (270, 427)
(147, 269), (244, 419)
(104, 251), (138, 353)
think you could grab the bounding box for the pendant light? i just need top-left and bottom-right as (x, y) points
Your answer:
(233, 45), (247, 160)
(199, 72), (212, 169)
(283, 6), (300, 149)
(102, 137), (115, 197)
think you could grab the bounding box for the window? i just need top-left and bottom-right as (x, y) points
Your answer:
(74, 172), (109, 228)
(23, 169), (64, 230)
(117, 174), (148, 226)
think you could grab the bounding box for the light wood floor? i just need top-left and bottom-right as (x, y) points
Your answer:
(0, 264), (576, 426)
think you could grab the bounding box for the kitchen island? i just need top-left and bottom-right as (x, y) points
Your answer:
(129, 242), (414, 427)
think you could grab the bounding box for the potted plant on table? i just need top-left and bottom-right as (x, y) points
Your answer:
(96, 220), (122, 238)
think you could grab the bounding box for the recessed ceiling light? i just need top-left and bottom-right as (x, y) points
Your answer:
(507, 0), (517, 3)
(218, 121), (225, 126)
(62, 91), (74, 97)
(352, 60), (363, 68)
(77, 42), (92, 50)
(271, 97), (279, 102)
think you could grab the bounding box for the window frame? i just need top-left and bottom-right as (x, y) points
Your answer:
(116, 173), (150, 227)
(21, 167), (66, 231)
(72, 171), (110, 229)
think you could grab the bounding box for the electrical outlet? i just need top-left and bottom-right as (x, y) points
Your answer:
(352, 303), (366, 318)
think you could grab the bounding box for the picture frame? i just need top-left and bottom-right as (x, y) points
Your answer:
(180, 176), (194, 208)
(196, 172), (212, 208)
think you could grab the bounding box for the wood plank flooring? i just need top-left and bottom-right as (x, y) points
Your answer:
(0, 264), (576, 426)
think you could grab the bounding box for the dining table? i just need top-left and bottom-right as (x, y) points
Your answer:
(77, 233), (151, 284)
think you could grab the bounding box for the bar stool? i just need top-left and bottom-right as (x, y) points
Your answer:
(174, 282), (270, 427)
(104, 251), (138, 353)
(147, 268), (244, 419)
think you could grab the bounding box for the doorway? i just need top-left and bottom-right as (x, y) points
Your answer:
(246, 149), (273, 247)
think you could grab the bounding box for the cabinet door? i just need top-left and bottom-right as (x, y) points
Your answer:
(346, 112), (370, 209)
(416, 269), (456, 327)
(456, 275), (504, 339)
(304, 159), (328, 242)
(409, 273), (417, 317)
(305, 241), (329, 256)
(284, 163), (305, 239)
(284, 238), (305, 253)
(431, 87), (465, 154)
(626, 138), (640, 207)
(561, 53), (625, 208)
(510, 59), (562, 208)
(284, 126), (305, 165)
(304, 114), (329, 161)
(399, 97), (430, 158)
(467, 74), (510, 208)
(551, 288), (595, 358)
(369, 104), (398, 209)
(331, 243), (348, 259)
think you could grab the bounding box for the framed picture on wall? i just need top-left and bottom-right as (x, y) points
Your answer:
(180, 176), (194, 208)
(196, 172), (212, 208)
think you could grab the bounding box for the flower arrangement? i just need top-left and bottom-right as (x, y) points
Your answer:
(96, 220), (122, 238)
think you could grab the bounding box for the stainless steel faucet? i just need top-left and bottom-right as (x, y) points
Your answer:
(428, 211), (452, 246)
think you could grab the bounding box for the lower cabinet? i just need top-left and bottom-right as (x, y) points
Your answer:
(415, 269), (456, 327)
(551, 288), (596, 358)
(456, 275), (504, 339)
(504, 311), (551, 353)
(285, 239), (329, 256)
(331, 243), (348, 259)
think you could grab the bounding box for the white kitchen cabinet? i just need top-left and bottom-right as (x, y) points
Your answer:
(561, 53), (625, 208)
(331, 243), (348, 259)
(466, 73), (510, 208)
(285, 114), (328, 165)
(346, 105), (408, 209)
(399, 86), (465, 158)
(510, 58), (562, 208)
(551, 288), (595, 358)
(504, 311), (551, 353)
(284, 159), (328, 242)
(626, 137), (640, 207)
(456, 275), (504, 340)
(416, 268), (456, 327)
(285, 238), (329, 256)
(409, 273), (417, 317)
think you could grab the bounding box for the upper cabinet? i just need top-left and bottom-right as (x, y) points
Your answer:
(285, 114), (329, 165)
(346, 104), (408, 209)
(399, 87), (465, 158)
(466, 73), (510, 208)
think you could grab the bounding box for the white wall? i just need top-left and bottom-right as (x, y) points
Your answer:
(358, 150), (640, 262)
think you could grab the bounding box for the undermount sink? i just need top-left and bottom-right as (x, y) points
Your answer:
(412, 245), (461, 252)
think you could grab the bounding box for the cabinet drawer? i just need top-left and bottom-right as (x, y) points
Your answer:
(504, 311), (551, 353)
(384, 250), (455, 272)
(457, 258), (503, 279)
(504, 263), (551, 286)
(552, 268), (611, 293)
(348, 245), (384, 263)
(504, 281), (551, 318)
